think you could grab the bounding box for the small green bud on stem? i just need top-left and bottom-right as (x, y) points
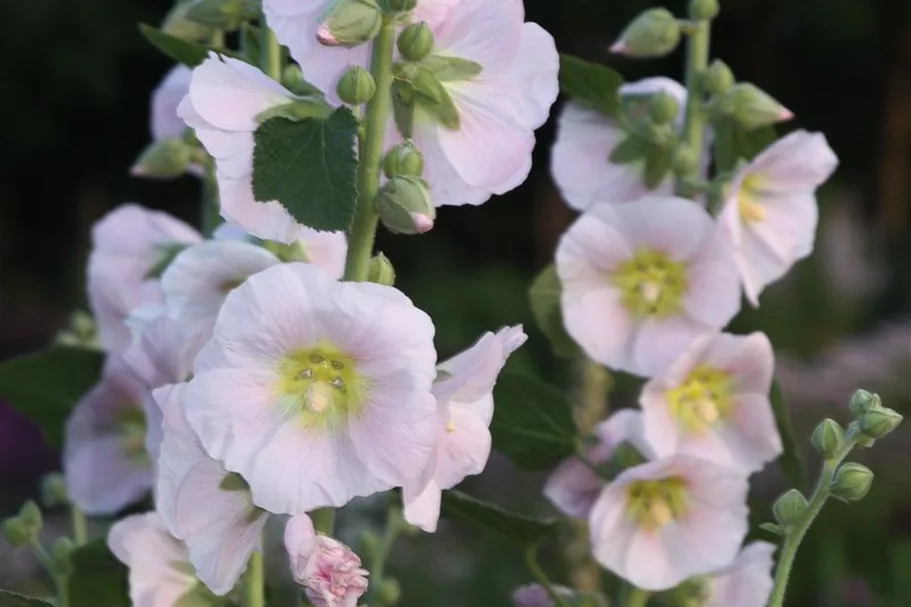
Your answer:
(849, 389), (880, 417)
(367, 253), (396, 286)
(131, 138), (194, 179)
(702, 59), (734, 95)
(811, 418), (846, 459)
(716, 83), (794, 130)
(317, 0), (382, 48)
(382, 141), (424, 178)
(647, 91), (680, 124)
(861, 407), (903, 439)
(610, 9), (681, 58)
(772, 489), (809, 526)
(377, 176), (436, 235)
(19, 501), (43, 533)
(41, 473), (70, 508)
(831, 463), (874, 503)
(689, 0), (720, 21)
(337, 66), (377, 105)
(397, 22), (434, 62)
(2, 518), (32, 549)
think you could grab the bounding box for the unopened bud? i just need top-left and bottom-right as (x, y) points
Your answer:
(671, 145), (697, 176)
(689, 0), (720, 21)
(382, 141), (424, 178)
(772, 489), (808, 526)
(19, 501), (42, 533)
(377, 578), (401, 605)
(702, 59), (734, 95)
(161, 1), (213, 42)
(41, 473), (69, 508)
(647, 91), (680, 124)
(51, 537), (76, 576)
(812, 418), (846, 459)
(849, 389), (880, 417)
(317, 0), (382, 48)
(846, 421), (877, 448)
(386, 0), (417, 11)
(131, 137), (193, 179)
(397, 22), (434, 61)
(831, 463), (873, 503)
(2, 518), (31, 549)
(610, 9), (681, 58)
(337, 66), (376, 105)
(720, 83), (794, 130)
(282, 65), (320, 97)
(367, 253), (396, 286)
(861, 407), (903, 439)
(377, 176), (436, 235)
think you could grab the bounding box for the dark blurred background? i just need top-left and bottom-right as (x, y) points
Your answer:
(1, 0), (909, 605)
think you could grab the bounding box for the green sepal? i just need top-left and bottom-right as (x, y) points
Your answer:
(421, 55), (483, 81)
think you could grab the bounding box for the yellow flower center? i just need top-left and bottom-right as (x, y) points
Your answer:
(276, 343), (366, 433)
(612, 249), (688, 318)
(737, 174), (766, 223)
(666, 365), (733, 434)
(445, 418), (456, 433)
(625, 476), (689, 531)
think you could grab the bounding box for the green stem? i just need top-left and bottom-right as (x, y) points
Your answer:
(31, 540), (68, 607)
(343, 16), (396, 282)
(524, 545), (572, 607)
(242, 549), (265, 607)
(311, 507), (336, 535)
(366, 502), (404, 605)
(674, 18), (711, 197)
(622, 585), (651, 607)
(260, 16), (282, 81)
(201, 158), (221, 236)
(766, 440), (857, 607)
(70, 505), (87, 546)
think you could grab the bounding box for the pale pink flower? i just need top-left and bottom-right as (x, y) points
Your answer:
(284, 514), (369, 607)
(589, 455), (749, 591)
(718, 130), (838, 306)
(403, 326), (527, 532)
(544, 409), (652, 519)
(551, 78), (689, 211)
(556, 197), (741, 377)
(151, 66), (193, 141)
(155, 383), (268, 595)
(87, 204), (201, 352)
(63, 357), (154, 515)
(108, 512), (199, 607)
(701, 541), (776, 607)
(640, 332), (782, 474)
(178, 55), (307, 243)
(183, 262), (439, 514)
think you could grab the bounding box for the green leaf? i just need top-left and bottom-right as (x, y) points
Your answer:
(440, 490), (558, 546)
(252, 109), (359, 232)
(184, 0), (260, 31)
(608, 137), (650, 165)
(491, 371), (577, 470)
(69, 540), (129, 607)
(139, 23), (212, 67)
(759, 522), (786, 537)
(558, 54), (625, 117)
(0, 591), (54, 607)
(528, 265), (579, 358)
(643, 147), (672, 189)
(770, 380), (807, 490)
(0, 347), (104, 448)
(712, 118), (777, 172)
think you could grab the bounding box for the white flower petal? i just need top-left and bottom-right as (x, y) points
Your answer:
(707, 541), (776, 607)
(151, 66), (192, 141)
(402, 480), (443, 533)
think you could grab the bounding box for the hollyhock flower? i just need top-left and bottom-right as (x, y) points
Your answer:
(589, 454), (749, 591)
(698, 541), (776, 607)
(544, 409), (652, 519)
(151, 66), (193, 141)
(403, 326), (527, 533)
(87, 204), (202, 352)
(107, 512), (202, 607)
(183, 262), (438, 514)
(640, 332), (782, 474)
(64, 357), (154, 515)
(556, 197), (741, 377)
(178, 55), (311, 244)
(551, 78), (690, 211)
(718, 130), (838, 306)
(155, 383), (268, 595)
(284, 514), (369, 607)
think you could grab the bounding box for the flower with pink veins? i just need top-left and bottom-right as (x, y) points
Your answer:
(403, 326), (527, 533)
(556, 196), (741, 377)
(183, 262), (439, 514)
(589, 454), (749, 591)
(551, 77), (692, 211)
(285, 514), (369, 607)
(155, 383), (269, 595)
(63, 357), (155, 515)
(87, 204), (201, 353)
(108, 512), (204, 607)
(695, 541), (776, 607)
(178, 54), (312, 244)
(544, 409), (652, 520)
(719, 130), (838, 306)
(640, 331), (782, 474)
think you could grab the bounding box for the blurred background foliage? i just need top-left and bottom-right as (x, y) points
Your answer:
(0, 0), (909, 605)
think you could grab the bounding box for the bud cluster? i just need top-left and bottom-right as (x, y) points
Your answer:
(2, 501), (43, 549)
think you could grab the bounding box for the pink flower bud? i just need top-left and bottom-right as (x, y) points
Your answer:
(285, 515), (369, 607)
(410, 212), (434, 233)
(316, 24), (340, 46)
(609, 40), (629, 55)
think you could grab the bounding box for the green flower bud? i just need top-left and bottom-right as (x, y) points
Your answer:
(719, 83), (794, 130)
(812, 418), (846, 459)
(367, 253), (396, 286)
(831, 463), (873, 503)
(359, 530), (382, 561)
(610, 9), (681, 58)
(377, 176), (436, 235)
(671, 145), (698, 176)
(849, 389), (880, 417)
(2, 518), (32, 549)
(846, 420), (877, 448)
(162, 1), (213, 42)
(280, 65), (317, 97)
(317, 0), (382, 48)
(377, 578), (401, 605)
(702, 59), (734, 95)
(184, 0), (261, 31)
(337, 66), (377, 105)
(673, 576), (712, 607)
(386, 0), (417, 12)
(131, 137), (193, 179)
(689, 0), (720, 21)
(397, 22), (434, 61)
(51, 537), (76, 577)
(19, 501), (42, 533)
(383, 141), (424, 178)
(772, 489), (808, 526)
(861, 407), (903, 439)
(647, 91), (680, 124)
(41, 473), (69, 508)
